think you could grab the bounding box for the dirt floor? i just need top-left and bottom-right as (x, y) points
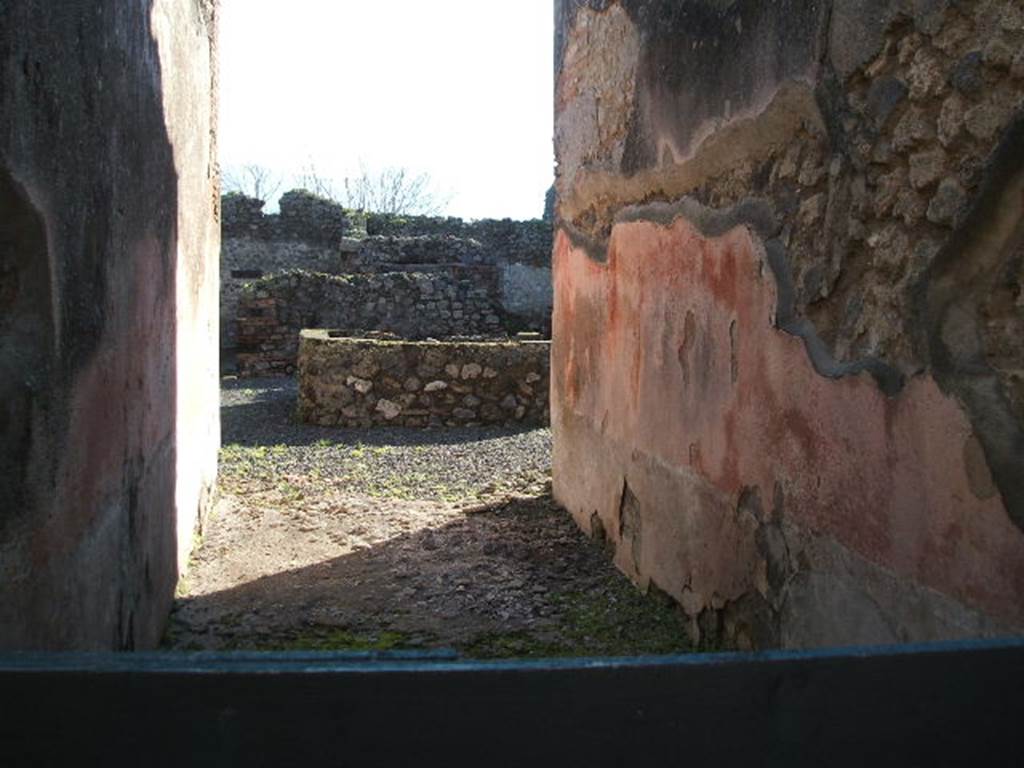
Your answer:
(163, 378), (692, 658)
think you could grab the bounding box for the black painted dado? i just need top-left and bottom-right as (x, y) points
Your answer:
(1, 639), (1021, 766)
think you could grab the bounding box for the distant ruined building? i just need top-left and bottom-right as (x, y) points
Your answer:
(220, 190), (553, 376)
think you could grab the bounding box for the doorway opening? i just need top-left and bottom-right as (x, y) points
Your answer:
(164, 0), (695, 658)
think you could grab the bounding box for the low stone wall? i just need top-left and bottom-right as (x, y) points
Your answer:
(297, 331), (550, 428)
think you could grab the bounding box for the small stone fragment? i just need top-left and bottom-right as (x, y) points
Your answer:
(403, 376), (421, 392)
(444, 363), (461, 378)
(346, 376), (374, 394)
(873, 168), (906, 217)
(482, 367), (498, 379)
(773, 144), (800, 181)
(927, 177), (967, 226)
(461, 363), (483, 380)
(865, 76), (907, 128)
(352, 356), (379, 379)
(797, 156), (826, 187)
(525, 372), (542, 384)
(897, 32), (921, 66)
(375, 398), (402, 420)
(965, 101), (1009, 141)
(913, 5), (945, 36)
(893, 187), (927, 225)
(950, 51), (984, 95)
(937, 94), (965, 146)
(453, 408), (476, 420)
(798, 193), (827, 226)
(867, 224), (911, 275)
(908, 149), (946, 189)
(892, 106), (934, 151)
(1013, 49), (1024, 79)
(424, 380), (448, 393)
(983, 38), (1014, 69)
(907, 48), (945, 101)
(1002, 4), (1024, 31)
(912, 238), (941, 268)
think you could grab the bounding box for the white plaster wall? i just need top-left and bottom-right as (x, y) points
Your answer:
(154, 0), (221, 575)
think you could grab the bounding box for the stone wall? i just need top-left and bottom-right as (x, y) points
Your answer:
(297, 331), (550, 428)
(338, 234), (490, 272)
(366, 214), (553, 267)
(0, 0), (220, 650)
(235, 270), (506, 376)
(553, 0), (1024, 649)
(222, 238), (341, 351)
(223, 190), (356, 245)
(221, 193), (553, 354)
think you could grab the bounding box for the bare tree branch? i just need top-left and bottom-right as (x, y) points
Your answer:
(222, 164), (282, 203)
(295, 160), (338, 201)
(340, 164), (450, 215)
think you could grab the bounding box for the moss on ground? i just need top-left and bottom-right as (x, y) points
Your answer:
(271, 630), (413, 652)
(207, 629), (433, 653)
(464, 577), (692, 659)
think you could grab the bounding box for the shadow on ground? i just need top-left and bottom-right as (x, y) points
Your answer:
(165, 492), (693, 659)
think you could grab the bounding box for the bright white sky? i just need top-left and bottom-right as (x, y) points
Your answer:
(219, 0), (555, 220)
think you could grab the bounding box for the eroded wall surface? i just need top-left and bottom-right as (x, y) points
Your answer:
(553, 0), (1024, 648)
(0, 0), (219, 650)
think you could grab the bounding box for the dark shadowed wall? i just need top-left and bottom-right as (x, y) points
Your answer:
(0, 0), (220, 650)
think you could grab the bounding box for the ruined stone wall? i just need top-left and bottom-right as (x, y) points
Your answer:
(553, 0), (1024, 649)
(339, 234), (491, 271)
(221, 193), (553, 352)
(0, 0), (220, 650)
(235, 270), (505, 376)
(338, 234), (555, 330)
(297, 332), (550, 428)
(366, 214), (553, 267)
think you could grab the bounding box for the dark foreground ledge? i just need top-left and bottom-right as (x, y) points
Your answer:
(2, 639), (1021, 767)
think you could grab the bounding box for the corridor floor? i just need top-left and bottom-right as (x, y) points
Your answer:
(163, 378), (691, 658)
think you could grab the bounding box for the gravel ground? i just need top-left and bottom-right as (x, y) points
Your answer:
(220, 377), (552, 501)
(164, 377), (693, 658)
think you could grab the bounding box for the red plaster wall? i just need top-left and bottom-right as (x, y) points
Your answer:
(552, 0), (1024, 647)
(552, 220), (1024, 642)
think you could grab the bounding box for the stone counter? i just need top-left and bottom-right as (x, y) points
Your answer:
(297, 332), (550, 428)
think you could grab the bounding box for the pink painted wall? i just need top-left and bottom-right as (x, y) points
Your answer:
(553, 218), (1024, 645)
(552, 0), (1024, 647)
